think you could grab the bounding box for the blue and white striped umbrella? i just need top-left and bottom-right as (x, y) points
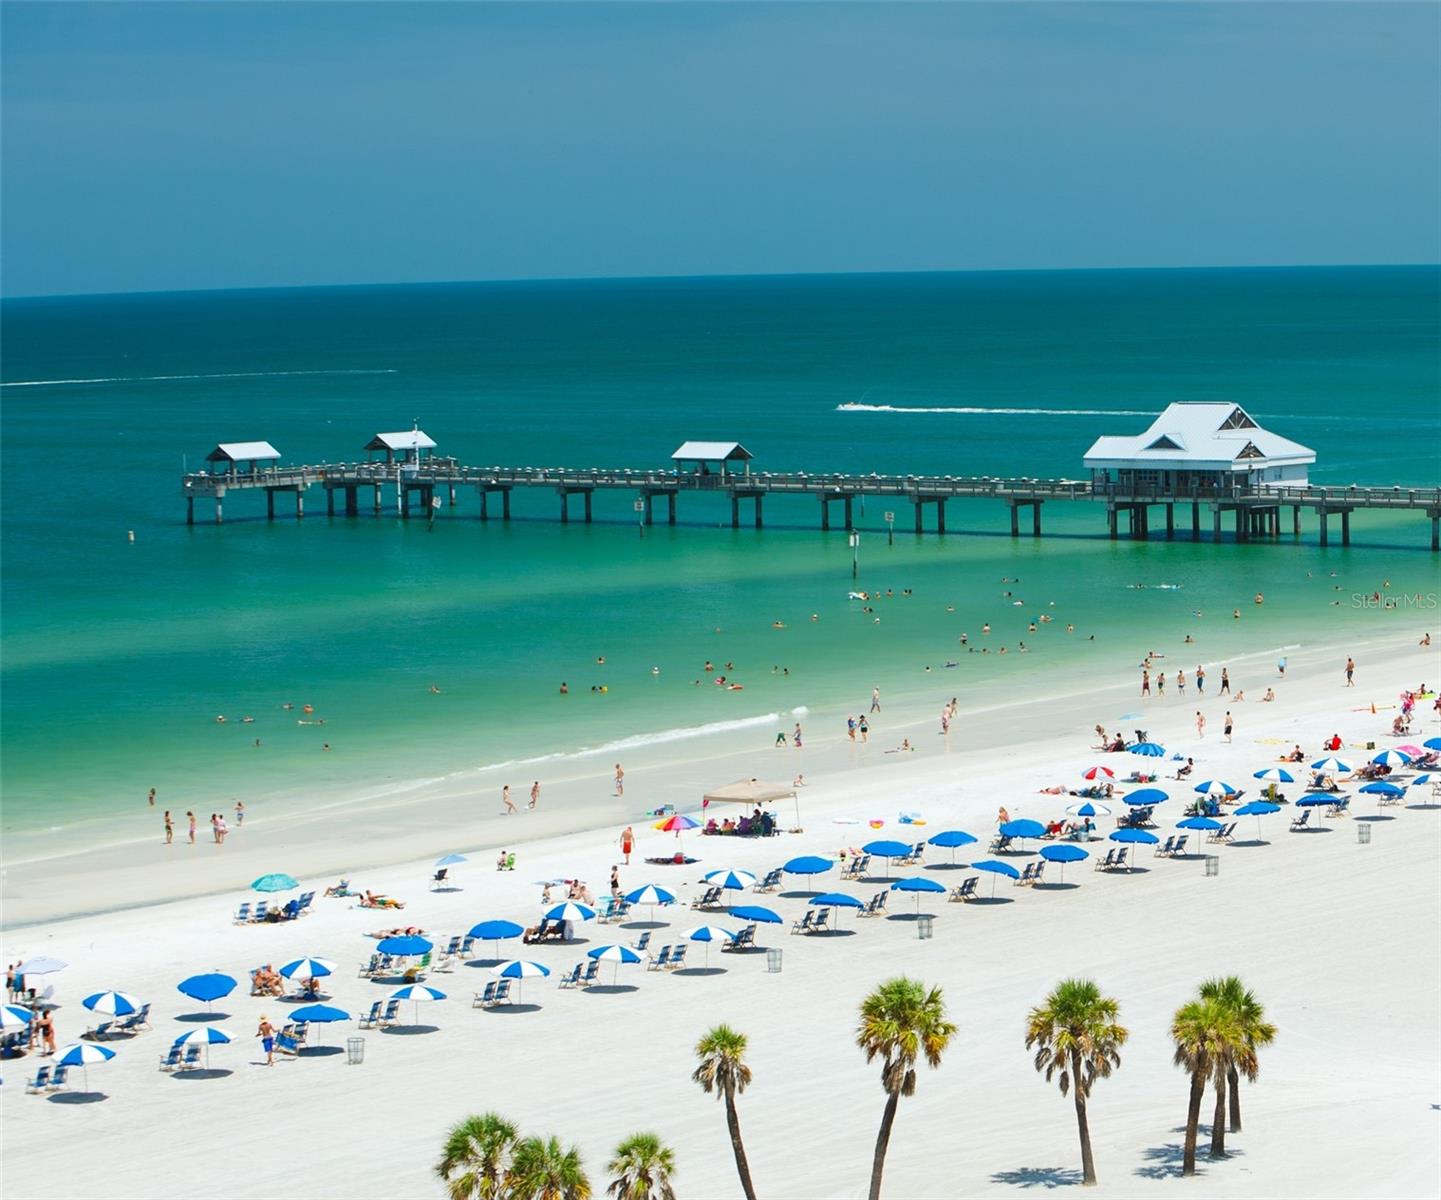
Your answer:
(82, 990), (142, 1017)
(623, 884), (676, 906)
(544, 902), (596, 923)
(1253, 767), (1294, 783)
(1193, 780), (1237, 797)
(587, 944), (642, 964)
(391, 984), (446, 1002)
(278, 957), (336, 980)
(702, 869), (757, 891)
(0, 1004), (35, 1031)
(677, 924), (736, 968)
(492, 959), (550, 979)
(1065, 801), (1111, 817)
(172, 1025), (232, 1047)
(56, 1040), (116, 1090)
(1370, 749), (1411, 768)
(1411, 774), (1433, 787)
(1310, 757), (1353, 774)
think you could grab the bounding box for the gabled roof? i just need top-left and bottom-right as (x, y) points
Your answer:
(206, 441), (280, 463)
(672, 441), (753, 462)
(1083, 403), (1314, 469)
(366, 430), (437, 452)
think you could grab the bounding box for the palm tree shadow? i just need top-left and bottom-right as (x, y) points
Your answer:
(1134, 1132), (1243, 1180)
(989, 1166), (1084, 1189)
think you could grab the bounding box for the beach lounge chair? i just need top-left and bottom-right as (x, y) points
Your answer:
(904, 841), (926, 864)
(473, 983), (498, 1007)
(251, 901), (269, 923)
(691, 887), (723, 910)
(431, 868), (449, 890)
(233, 902), (252, 924)
(87, 1019), (119, 1042)
(274, 1029), (302, 1057)
(378, 999), (402, 1027)
(754, 869), (783, 892)
(579, 960), (601, 987)
(25, 1065), (51, 1093)
(46, 1064), (68, 1091)
(1094, 849), (1118, 871)
(790, 911), (815, 935)
(1327, 798), (1350, 818)
(297, 891), (315, 914)
(723, 924), (756, 952)
(359, 1001), (383, 1029)
(1017, 862), (1038, 885)
(988, 833), (1014, 853)
(358, 954), (380, 978)
(949, 878), (978, 902)
(1289, 810), (1311, 832)
(1113, 848), (1129, 871)
(431, 951), (457, 974)
(1155, 836), (1177, 858)
(1206, 823), (1236, 844)
(666, 946), (687, 970)
(613, 899), (633, 921)
(808, 908), (832, 934)
(459, 935), (476, 957)
(647, 946), (673, 971)
(557, 964), (582, 989)
(158, 1045), (185, 1071)
(841, 854), (870, 879)
(178, 1045), (203, 1070)
(1172, 835), (1190, 857)
(631, 930), (652, 952)
(118, 1003), (151, 1034)
(441, 936), (462, 957)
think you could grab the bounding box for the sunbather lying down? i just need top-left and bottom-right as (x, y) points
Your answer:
(367, 926), (428, 938)
(359, 890), (406, 909)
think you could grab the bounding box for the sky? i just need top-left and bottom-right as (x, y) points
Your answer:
(2, 2), (1438, 297)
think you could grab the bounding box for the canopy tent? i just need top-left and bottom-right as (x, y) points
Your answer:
(702, 778), (800, 826)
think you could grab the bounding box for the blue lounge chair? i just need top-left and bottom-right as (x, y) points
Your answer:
(579, 960), (601, 987)
(754, 869), (783, 892)
(430, 868), (449, 890)
(691, 887), (723, 910)
(46, 1064), (68, 1091)
(1289, 810), (1311, 832)
(251, 901), (269, 922)
(1155, 836), (1177, 857)
(790, 911), (814, 935)
(158, 1045), (184, 1071)
(296, 891), (316, 913)
(1094, 849), (1118, 871)
(358, 1001), (383, 1029)
(233, 903), (252, 924)
(630, 930), (652, 952)
(442, 936), (462, 957)
(556, 964), (583, 989)
(808, 908), (832, 934)
(378, 999), (402, 1026)
(949, 878), (978, 902)
(118, 1003), (151, 1034)
(647, 946), (672, 971)
(667, 945), (687, 970)
(722, 925), (756, 952)
(841, 854), (870, 879)
(178, 1045), (203, 1070)
(87, 1020), (119, 1042)
(24, 1065), (51, 1093)
(486, 979), (512, 1007)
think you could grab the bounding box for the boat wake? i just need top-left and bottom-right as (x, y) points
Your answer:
(836, 402), (1153, 416)
(1, 368), (398, 388)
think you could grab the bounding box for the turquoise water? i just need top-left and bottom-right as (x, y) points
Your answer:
(3, 266), (1438, 842)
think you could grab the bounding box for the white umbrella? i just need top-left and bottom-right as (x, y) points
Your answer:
(82, 990), (142, 1018)
(390, 984), (446, 1024)
(0, 1005), (35, 1032)
(56, 1041), (115, 1091)
(172, 1025), (232, 1070)
(16, 956), (67, 976)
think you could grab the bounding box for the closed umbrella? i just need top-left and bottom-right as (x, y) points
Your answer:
(55, 1041), (115, 1091)
(890, 876), (945, 916)
(702, 869), (757, 891)
(586, 944), (643, 984)
(1233, 799), (1280, 840)
(172, 1025), (231, 1070)
(467, 920), (524, 958)
(925, 830), (977, 865)
(176, 973), (236, 1014)
(972, 859), (1021, 898)
(82, 991), (141, 1018)
(1039, 843), (1088, 883)
(250, 873), (298, 893)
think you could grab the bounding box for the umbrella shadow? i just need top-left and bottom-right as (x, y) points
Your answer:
(484, 1003), (542, 1015)
(778, 889), (823, 900)
(1115, 867), (1153, 876)
(924, 862), (970, 871)
(279, 993), (332, 1004)
(1228, 839), (1270, 848)
(1354, 814), (1394, 823)
(582, 984), (639, 995)
(464, 958), (505, 969)
(1405, 802), (1441, 811)
(83, 1029), (136, 1043)
(811, 928), (858, 937)
(619, 919), (668, 930)
(297, 1045), (344, 1058)
(885, 912), (936, 922)
(175, 1011), (229, 1023)
(969, 896), (1014, 906)
(430, 885), (463, 894)
(1034, 882), (1080, 892)
(989, 1166), (1084, 1189)
(172, 1068), (234, 1081)
(381, 1024), (440, 1036)
(1291, 826), (1333, 834)
(672, 967), (727, 977)
(48, 1091), (107, 1105)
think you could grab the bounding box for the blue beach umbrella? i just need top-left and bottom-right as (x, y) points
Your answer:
(1424, 737), (1441, 751)
(250, 873), (299, 893)
(56, 1041), (116, 1091)
(176, 973), (237, 1013)
(1253, 768), (1295, 783)
(1234, 799), (1280, 840)
(1370, 750), (1411, 768)
(678, 924), (736, 967)
(925, 830), (978, 864)
(467, 920), (524, 956)
(0, 1005), (35, 1032)
(289, 1004), (351, 1049)
(172, 1024), (232, 1070)
(1040, 842), (1088, 883)
(586, 944), (642, 984)
(1193, 781), (1236, 798)
(891, 876), (945, 915)
(702, 869), (758, 891)
(811, 892), (866, 909)
(1309, 757), (1353, 774)
(1109, 827), (1157, 871)
(434, 853), (469, 868)
(376, 935), (432, 958)
(862, 840), (913, 876)
(1177, 817), (1223, 832)
(729, 904), (782, 924)
(1295, 793), (1334, 807)
(999, 819), (1046, 842)
(1359, 781), (1405, 796)
(279, 957), (337, 980)
(82, 990), (141, 1018)
(972, 858), (1021, 897)
(492, 959), (550, 1002)
(1125, 788), (1170, 807)
(544, 902), (597, 924)
(783, 856), (834, 891)
(1065, 801), (1111, 818)
(1410, 774), (1433, 788)
(1129, 742), (1167, 757)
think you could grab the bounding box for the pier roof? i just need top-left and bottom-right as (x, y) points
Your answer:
(671, 441), (753, 463)
(366, 430), (437, 452)
(1083, 403), (1314, 470)
(206, 441), (280, 463)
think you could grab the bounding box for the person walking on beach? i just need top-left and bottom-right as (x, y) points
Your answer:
(1220, 668), (1231, 695)
(1345, 657), (1356, 687)
(163, 810), (174, 844)
(1196, 711), (1206, 739)
(610, 865), (621, 897)
(1224, 711), (1234, 743)
(1196, 666), (1205, 695)
(148, 787), (156, 808)
(871, 686), (881, 713)
(858, 715), (869, 742)
(502, 785), (516, 814)
(256, 1016), (276, 1066)
(1177, 669), (1186, 696)
(792, 723), (803, 748)
(235, 800), (244, 828)
(1277, 657), (1287, 678)
(847, 715), (857, 741)
(528, 781), (540, 810)
(186, 811), (196, 844)
(1156, 672), (1166, 696)
(614, 763), (624, 796)
(1141, 670), (1151, 697)
(619, 825), (634, 865)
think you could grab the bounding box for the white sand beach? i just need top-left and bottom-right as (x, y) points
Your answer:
(3, 637), (1438, 1200)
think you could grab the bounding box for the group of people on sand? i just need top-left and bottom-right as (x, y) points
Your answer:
(162, 801), (245, 846)
(501, 781), (542, 814)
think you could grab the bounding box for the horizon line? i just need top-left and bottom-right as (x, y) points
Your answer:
(4, 261), (1437, 304)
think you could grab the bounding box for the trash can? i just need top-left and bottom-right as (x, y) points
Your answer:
(766, 948), (783, 974)
(1357, 823), (1372, 845)
(346, 1037), (365, 1065)
(916, 915), (934, 940)
(1204, 856), (1220, 877)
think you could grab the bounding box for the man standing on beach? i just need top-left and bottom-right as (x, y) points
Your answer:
(235, 800), (245, 828)
(256, 1016), (276, 1066)
(1345, 657), (1356, 686)
(620, 825), (634, 865)
(1224, 711), (1234, 742)
(1196, 665), (1205, 694)
(871, 686), (881, 713)
(1220, 668), (1230, 695)
(163, 810), (173, 844)
(186, 811), (196, 844)
(1141, 670), (1150, 697)
(614, 763), (624, 796)
(529, 780), (540, 810)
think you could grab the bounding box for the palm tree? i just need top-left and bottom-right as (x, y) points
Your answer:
(435, 1112), (519, 1200)
(693, 1024), (757, 1200)
(506, 1135), (592, 1200)
(605, 1132), (677, 1200)
(1199, 976), (1276, 1137)
(1025, 978), (1128, 1186)
(856, 976), (957, 1200)
(1172, 998), (1248, 1176)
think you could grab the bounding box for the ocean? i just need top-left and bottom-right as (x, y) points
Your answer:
(2, 266), (1438, 852)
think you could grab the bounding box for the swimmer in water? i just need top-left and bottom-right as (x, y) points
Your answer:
(215, 715), (227, 723)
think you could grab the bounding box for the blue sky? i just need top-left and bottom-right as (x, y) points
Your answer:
(2, 2), (1437, 297)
